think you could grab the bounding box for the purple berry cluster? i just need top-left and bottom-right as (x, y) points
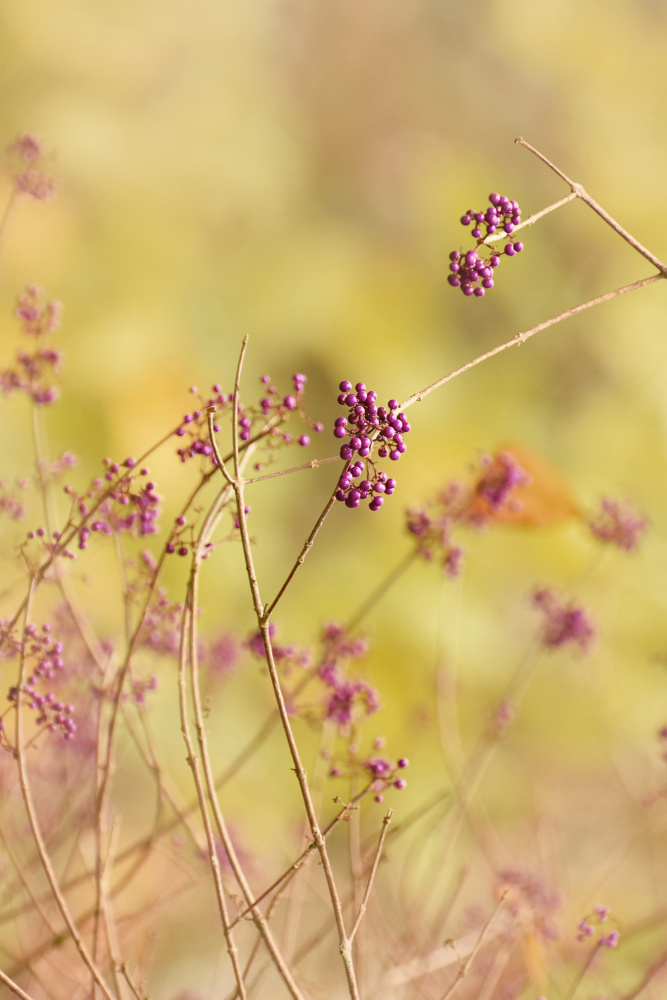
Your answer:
(448, 193), (524, 297)
(326, 736), (409, 803)
(1, 622), (76, 744)
(577, 905), (620, 948)
(258, 372), (323, 450)
(334, 381), (410, 511)
(64, 459), (161, 549)
(176, 376), (322, 467)
(0, 285), (63, 403)
(7, 133), (57, 201)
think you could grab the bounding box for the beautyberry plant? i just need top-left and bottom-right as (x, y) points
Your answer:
(333, 381), (410, 510)
(448, 192), (524, 296)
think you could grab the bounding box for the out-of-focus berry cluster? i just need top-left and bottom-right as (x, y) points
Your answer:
(577, 905), (620, 948)
(64, 458), (161, 549)
(406, 450), (532, 575)
(1, 621), (76, 746)
(588, 497), (647, 551)
(334, 381), (410, 511)
(176, 374), (323, 467)
(0, 286), (63, 404)
(325, 735), (409, 803)
(6, 133), (57, 201)
(448, 193), (524, 297)
(494, 869), (561, 943)
(532, 587), (595, 654)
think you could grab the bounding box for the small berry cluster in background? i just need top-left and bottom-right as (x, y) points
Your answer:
(577, 905), (620, 948)
(6, 133), (56, 201)
(0, 286), (63, 404)
(258, 371), (324, 451)
(588, 496), (647, 551)
(325, 735), (409, 803)
(176, 375), (322, 467)
(1, 622), (76, 746)
(532, 587), (596, 654)
(334, 381), (410, 510)
(448, 193), (524, 297)
(63, 458), (161, 550)
(405, 449), (532, 575)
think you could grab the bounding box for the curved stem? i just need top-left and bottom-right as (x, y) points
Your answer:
(400, 273), (662, 412)
(0, 968), (37, 1000)
(219, 338), (361, 1000)
(14, 582), (118, 1000)
(177, 602), (248, 1000)
(182, 475), (307, 1000)
(516, 136), (667, 276)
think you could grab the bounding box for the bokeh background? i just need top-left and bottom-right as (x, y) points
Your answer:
(2, 0), (667, 997)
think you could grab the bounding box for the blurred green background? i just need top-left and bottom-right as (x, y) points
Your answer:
(2, 0), (667, 996)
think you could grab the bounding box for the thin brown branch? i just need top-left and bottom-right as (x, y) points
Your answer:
(0, 968), (37, 1000)
(345, 548), (419, 634)
(229, 786), (374, 929)
(439, 890), (507, 1000)
(177, 602), (248, 1000)
(400, 273), (662, 412)
(349, 809), (393, 943)
(484, 191), (578, 244)
(14, 582), (118, 1000)
(119, 965), (145, 1000)
(263, 487), (339, 619)
(244, 454), (341, 484)
(184, 498), (306, 1000)
(516, 136), (667, 276)
(222, 343), (360, 1000)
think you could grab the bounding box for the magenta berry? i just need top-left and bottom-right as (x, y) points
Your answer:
(449, 193), (523, 297)
(333, 384), (410, 511)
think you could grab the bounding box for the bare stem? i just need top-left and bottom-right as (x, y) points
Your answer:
(349, 809), (393, 943)
(0, 968), (38, 1000)
(0, 189), (18, 251)
(565, 940), (604, 1000)
(176, 603), (248, 1000)
(516, 136), (667, 276)
(218, 338), (360, 1000)
(263, 487), (339, 618)
(244, 454), (341, 484)
(229, 785), (375, 929)
(484, 191), (578, 244)
(14, 582), (118, 1000)
(345, 548), (419, 634)
(184, 497), (307, 1000)
(439, 891), (507, 1000)
(400, 273), (662, 412)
